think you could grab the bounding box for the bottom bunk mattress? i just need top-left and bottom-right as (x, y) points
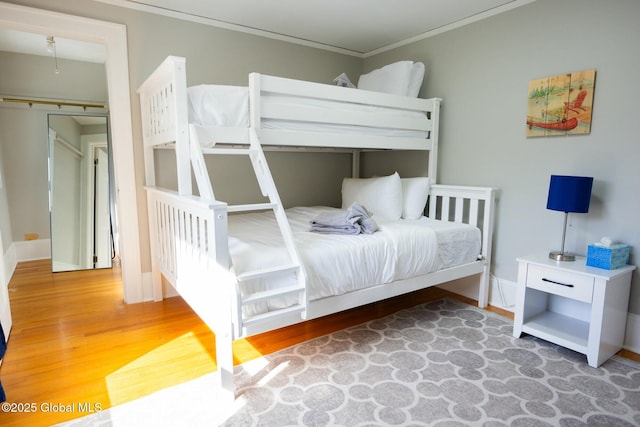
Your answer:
(228, 206), (481, 317)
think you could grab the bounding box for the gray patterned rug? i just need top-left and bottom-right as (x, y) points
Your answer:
(59, 298), (640, 427)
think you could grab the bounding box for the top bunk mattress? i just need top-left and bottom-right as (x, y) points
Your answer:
(229, 206), (481, 317)
(187, 85), (430, 139)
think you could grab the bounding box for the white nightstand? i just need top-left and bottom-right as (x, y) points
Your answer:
(513, 253), (635, 367)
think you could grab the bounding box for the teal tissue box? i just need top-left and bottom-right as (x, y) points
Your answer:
(586, 244), (630, 269)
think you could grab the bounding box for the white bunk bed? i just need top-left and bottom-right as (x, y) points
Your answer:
(137, 56), (496, 402)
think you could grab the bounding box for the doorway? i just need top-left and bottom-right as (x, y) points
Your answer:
(0, 2), (143, 303)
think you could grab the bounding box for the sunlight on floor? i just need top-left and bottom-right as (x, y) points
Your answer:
(105, 331), (216, 406)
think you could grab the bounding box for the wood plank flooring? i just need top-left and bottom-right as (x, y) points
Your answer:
(0, 259), (636, 426)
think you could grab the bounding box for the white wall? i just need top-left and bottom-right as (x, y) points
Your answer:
(367, 0), (640, 316)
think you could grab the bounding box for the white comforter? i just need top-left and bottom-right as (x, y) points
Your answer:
(228, 206), (480, 316)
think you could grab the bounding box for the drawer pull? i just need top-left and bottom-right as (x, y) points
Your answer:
(542, 278), (574, 288)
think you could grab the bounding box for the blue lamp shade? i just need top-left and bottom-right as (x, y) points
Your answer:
(547, 175), (593, 214)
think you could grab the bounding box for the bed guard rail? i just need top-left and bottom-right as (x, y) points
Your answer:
(426, 184), (496, 307)
(145, 188), (234, 319)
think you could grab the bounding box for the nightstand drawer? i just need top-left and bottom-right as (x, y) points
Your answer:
(526, 264), (594, 303)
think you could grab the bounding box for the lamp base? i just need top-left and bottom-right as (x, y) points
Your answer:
(549, 251), (576, 262)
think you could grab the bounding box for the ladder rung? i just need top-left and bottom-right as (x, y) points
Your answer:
(201, 147), (250, 155)
(228, 203), (277, 213)
(237, 263), (300, 282)
(242, 304), (305, 328)
(242, 284), (305, 306)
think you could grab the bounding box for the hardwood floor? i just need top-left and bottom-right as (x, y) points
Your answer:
(0, 259), (636, 426)
(0, 260), (209, 425)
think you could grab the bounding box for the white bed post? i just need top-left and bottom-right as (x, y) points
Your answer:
(139, 85), (162, 302)
(171, 58), (192, 196)
(207, 206), (235, 406)
(138, 56), (194, 301)
(428, 98), (442, 184)
(477, 188), (496, 308)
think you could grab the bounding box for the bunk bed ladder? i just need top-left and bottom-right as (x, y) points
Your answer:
(189, 125), (307, 336)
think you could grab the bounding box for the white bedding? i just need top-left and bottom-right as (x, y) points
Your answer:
(187, 85), (428, 138)
(228, 206), (481, 317)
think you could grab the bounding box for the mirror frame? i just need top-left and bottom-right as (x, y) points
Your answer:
(48, 114), (112, 272)
(0, 3), (144, 302)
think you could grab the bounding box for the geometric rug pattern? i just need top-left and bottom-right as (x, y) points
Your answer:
(225, 298), (640, 426)
(58, 298), (640, 426)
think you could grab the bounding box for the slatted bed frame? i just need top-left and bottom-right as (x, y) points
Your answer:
(137, 56), (496, 402)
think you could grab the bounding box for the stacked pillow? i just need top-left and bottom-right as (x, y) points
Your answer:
(356, 61), (426, 98)
(341, 172), (431, 221)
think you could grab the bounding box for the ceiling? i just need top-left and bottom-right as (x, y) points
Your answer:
(0, 28), (105, 63)
(0, 0), (533, 61)
(103, 0), (533, 55)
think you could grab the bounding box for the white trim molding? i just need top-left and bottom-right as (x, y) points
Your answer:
(1, 245), (17, 289)
(624, 312), (640, 354)
(0, 2), (145, 303)
(94, 0), (536, 58)
(12, 239), (50, 262)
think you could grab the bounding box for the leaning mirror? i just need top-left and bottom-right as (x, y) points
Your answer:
(48, 114), (112, 272)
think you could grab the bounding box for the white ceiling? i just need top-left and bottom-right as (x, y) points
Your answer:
(101, 0), (533, 55)
(0, 28), (105, 63)
(0, 0), (533, 61)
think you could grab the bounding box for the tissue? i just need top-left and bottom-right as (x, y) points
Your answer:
(594, 236), (613, 247)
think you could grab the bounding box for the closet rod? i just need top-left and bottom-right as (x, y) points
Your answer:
(0, 97), (105, 110)
(55, 136), (83, 158)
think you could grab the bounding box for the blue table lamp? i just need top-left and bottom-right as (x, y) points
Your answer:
(547, 175), (593, 261)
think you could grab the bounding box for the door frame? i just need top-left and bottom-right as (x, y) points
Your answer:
(84, 138), (111, 269)
(0, 2), (144, 302)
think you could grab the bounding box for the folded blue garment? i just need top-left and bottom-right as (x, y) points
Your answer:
(309, 203), (378, 235)
(0, 322), (6, 402)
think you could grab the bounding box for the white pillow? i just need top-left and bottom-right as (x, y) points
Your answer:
(407, 62), (426, 98)
(357, 61), (413, 96)
(342, 172), (403, 220)
(401, 177), (431, 219)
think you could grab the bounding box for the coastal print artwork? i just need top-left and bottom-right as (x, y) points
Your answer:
(526, 69), (596, 137)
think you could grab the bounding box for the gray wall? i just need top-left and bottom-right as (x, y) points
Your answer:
(366, 0), (640, 315)
(1, 0), (362, 272)
(5, 0), (638, 318)
(0, 131), (11, 251)
(0, 52), (107, 241)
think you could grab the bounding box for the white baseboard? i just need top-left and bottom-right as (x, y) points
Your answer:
(1, 244), (17, 288)
(140, 271), (179, 302)
(163, 278), (179, 299)
(488, 276), (517, 312)
(435, 274), (518, 312)
(141, 271), (157, 302)
(624, 312), (640, 354)
(13, 239), (51, 262)
(436, 274), (481, 301)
